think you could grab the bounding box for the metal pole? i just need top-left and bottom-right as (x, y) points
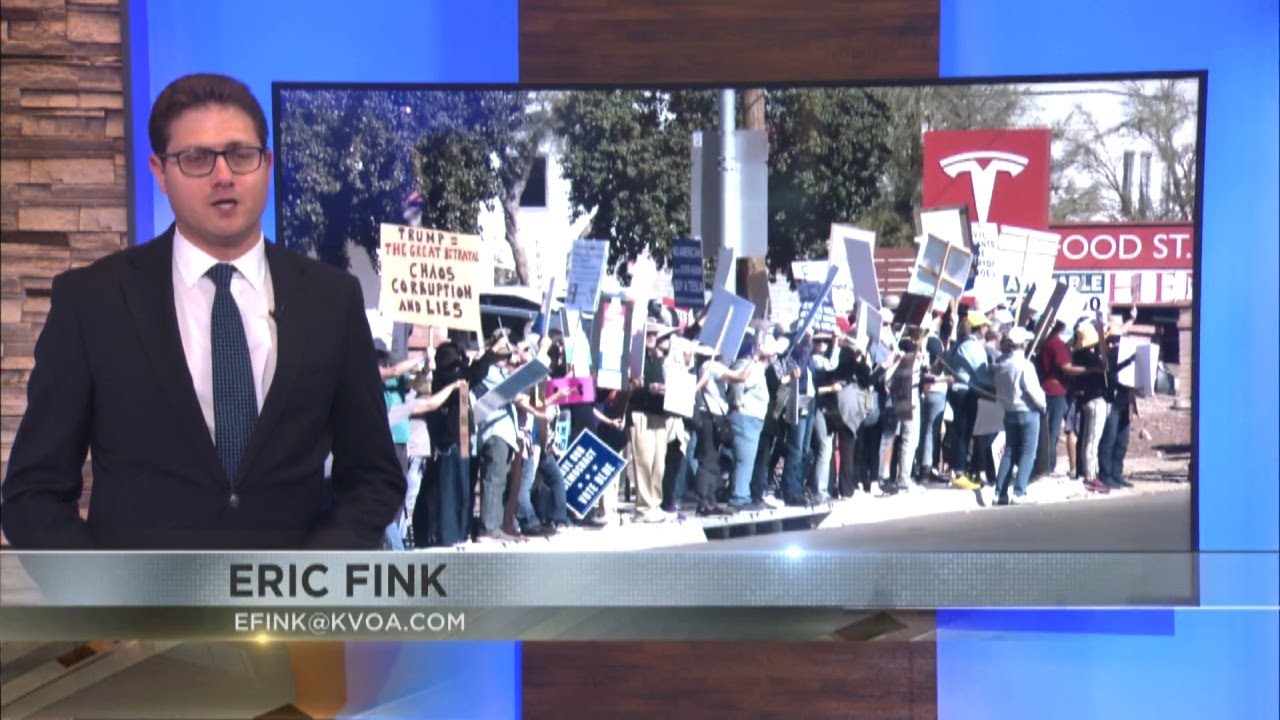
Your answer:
(719, 89), (736, 293)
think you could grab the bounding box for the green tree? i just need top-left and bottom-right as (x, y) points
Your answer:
(277, 89), (435, 269)
(765, 87), (893, 272)
(554, 89), (718, 280)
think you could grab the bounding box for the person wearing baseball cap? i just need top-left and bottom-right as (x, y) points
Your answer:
(943, 310), (996, 490)
(992, 325), (1046, 504)
(1070, 320), (1111, 494)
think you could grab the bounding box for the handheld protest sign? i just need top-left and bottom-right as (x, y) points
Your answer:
(893, 292), (933, 328)
(837, 226), (882, 310)
(561, 429), (629, 518)
(590, 293), (632, 390)
(698, 287), (756, 362)
(378, 222), (482, 333)
(787, 264), (840, 355)
(711, 246), (736, 290)
(671, 237), (707, 309)
(793, 261), (840, 334)
(472, 359), (551, 426)
(906, 233), (972, 310)
(565, 239), (608, 313)
(915, 205), (974, 253)
(547, 375), (597, 405)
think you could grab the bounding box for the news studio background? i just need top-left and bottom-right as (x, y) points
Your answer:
(0, 1), (1275, 718)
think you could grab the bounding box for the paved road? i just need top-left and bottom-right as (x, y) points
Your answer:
(666, 485), (1194, 553)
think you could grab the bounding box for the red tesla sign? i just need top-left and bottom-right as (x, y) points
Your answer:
(922, 129), (1052, 229)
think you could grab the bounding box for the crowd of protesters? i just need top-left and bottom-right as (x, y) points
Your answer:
(374, 296), (1141, 549)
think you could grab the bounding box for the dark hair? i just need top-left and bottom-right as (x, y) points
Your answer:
(148, 73), (268, 154)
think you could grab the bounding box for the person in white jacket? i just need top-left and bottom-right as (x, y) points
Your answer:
(993, 326), (1047, 504)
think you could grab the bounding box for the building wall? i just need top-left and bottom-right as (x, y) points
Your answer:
(1, 0), (126, 492)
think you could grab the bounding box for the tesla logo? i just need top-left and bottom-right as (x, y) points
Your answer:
(939, 151), (1030, 224)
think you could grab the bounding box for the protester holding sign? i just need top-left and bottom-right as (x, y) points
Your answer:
(993, 327), (1047, 504)
(627, 324), (677, 522)
(1070, 322), (1111, 494)
(945, 312), (996, 490)
(728, 334), (776, 511)
(1097, 322), (1139, 490)
(692, 345), (737, 516)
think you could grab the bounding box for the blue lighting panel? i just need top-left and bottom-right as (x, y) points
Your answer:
(939, 0), (1279, 717)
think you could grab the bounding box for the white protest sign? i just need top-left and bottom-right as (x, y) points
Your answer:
(917, 206), (973, 251)
(828, 224), (871, 313)
(711, 246), (736, 290)
(472, 359), (551, 425)
(906, 233), (972, 305)
(379, 223), (482, 332)
(698, 287), (756, 362)
(663, 364), (697, 418)
(627, 257), (658, 379)
(837, 226), (881, 310)
(1134, 343), (1160, 397)
(1116, 336), (1139, 389)
(565, 239), (609, 313)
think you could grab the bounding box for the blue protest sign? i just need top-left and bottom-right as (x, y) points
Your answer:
(561, 429), (629, 517)
(788, 264), (839, 354)
(671, 237), (706, 309)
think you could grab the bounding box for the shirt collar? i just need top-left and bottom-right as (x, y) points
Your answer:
(173, 227), (267, 290)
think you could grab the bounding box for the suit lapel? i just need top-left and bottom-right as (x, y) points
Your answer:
(235, 241), (309, 485)
(120, 228), (225, 487)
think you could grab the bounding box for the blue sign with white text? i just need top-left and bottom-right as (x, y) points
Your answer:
(671, 237), (706, 309)
(561, 430), (628, 517)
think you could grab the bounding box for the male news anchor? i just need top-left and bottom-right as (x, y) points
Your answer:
(0, 73), (406, 549)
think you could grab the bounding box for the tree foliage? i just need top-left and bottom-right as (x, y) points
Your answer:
(1052, 80), (1197, 222)
(553, 89), (718, 279)
(765, 88), (893, 272)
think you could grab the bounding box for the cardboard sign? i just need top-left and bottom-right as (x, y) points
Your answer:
(671, 237), (706, 309)
(839, 228), (881, 310)
(472, 359), (551, 426)
(530, 277), (556, 339)
(547, 375), (597, 406)
(711, 246), (736, 290)
(827, 224), (869, 313)
(562, 429), (629, 517)
(997, 225), (1061, 282)
(916, 205), (974, 252)
(698, 286), (757, 362)
(1028, 280), (1071, 357)
(1134, 342), (1160, 398)
(591, 294), (632, 390)
(906, 233), (973, 304)
(565, 239), (609, 313)
(663, 364), (697, 418)
(379, 223), (482, 332)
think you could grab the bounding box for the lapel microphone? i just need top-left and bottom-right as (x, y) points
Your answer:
(269, 305), (284, 323)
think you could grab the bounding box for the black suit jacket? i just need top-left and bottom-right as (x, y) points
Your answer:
(0, 227), (406, 549)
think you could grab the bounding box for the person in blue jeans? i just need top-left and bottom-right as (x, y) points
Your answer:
(993, 326), (1047, 504)
(1098, 326), (1138, 489)
(729, 335), (783, 509)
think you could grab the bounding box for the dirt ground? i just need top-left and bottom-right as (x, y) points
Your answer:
(1109, 394), (1192, 481)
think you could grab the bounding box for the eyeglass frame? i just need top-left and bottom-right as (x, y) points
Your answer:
(156, 146), (268, 177)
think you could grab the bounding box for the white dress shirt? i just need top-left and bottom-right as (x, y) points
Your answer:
(172, 229), (278, 441)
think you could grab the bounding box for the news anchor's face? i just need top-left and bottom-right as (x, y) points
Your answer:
(150, 103), (272, 259)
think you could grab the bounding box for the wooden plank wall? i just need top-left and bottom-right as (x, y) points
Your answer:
(523, 641), (938, 719)
(0, 0), (126, 493)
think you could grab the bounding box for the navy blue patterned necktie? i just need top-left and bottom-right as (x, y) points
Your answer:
(207, 263), (258, 483)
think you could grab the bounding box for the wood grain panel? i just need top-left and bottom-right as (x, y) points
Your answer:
(523, 641), (937, 719)
(520, 0), (939, 84)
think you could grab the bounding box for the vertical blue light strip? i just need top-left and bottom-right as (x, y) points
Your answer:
(939, 0), (1279, 717)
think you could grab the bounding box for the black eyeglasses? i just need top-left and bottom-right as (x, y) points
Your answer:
(159, 146), (266, 177)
